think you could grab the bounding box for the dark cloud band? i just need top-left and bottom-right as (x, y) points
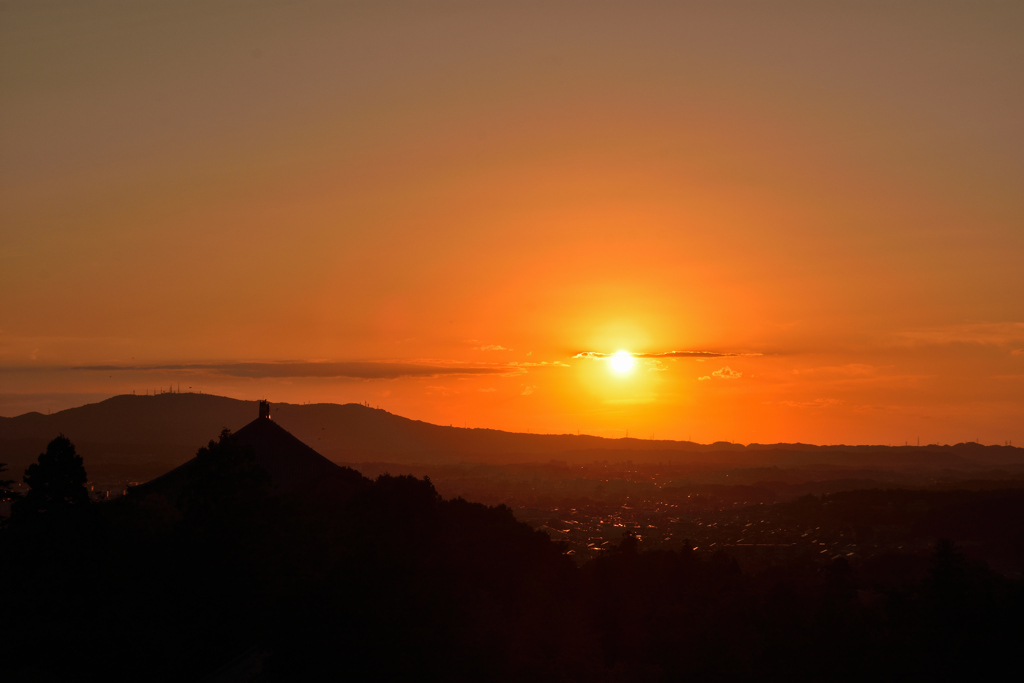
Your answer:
(62, 361), (508, 380)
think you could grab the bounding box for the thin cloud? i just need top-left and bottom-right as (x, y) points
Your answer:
(508, 361), (569, 367)
(477, 344), (511, 351)
(698, 367), (742, 380)
(792, 364), (877, 376)
(893, 322), (1024, 348)
(502, 360), (570, 376)
(775, 398), (842, 409)
(574, 350), (760, 359)
(62, 361), (508, 380)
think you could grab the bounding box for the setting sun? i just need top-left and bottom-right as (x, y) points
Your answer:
(609, 350), (635, 374)
(3, 4), (1024, 678)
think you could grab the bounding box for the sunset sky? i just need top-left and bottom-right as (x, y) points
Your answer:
(3, 1), (1023, 445)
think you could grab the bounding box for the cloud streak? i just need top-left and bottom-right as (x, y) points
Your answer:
(893, 322), (1024, 348)
(574, 350), (760, 359)
(58, 361), (509, 380)
(508, 361), (569, 367)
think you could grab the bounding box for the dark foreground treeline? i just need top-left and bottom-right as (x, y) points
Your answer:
(1, 436), (1022, 682)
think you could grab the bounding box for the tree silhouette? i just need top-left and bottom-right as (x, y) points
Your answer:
(0, 461), (18, 503)
(12, 434), (89, 519)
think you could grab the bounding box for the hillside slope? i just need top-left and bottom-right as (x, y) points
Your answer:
(2, 392), (1022, 479)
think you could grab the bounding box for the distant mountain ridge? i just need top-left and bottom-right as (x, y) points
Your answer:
(1, 392), (1021, 479)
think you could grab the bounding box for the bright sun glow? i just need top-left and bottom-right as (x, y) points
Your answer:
(610, 350), (635, 374)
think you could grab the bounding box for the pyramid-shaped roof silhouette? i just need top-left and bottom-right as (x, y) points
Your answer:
(133, 402), (363, 503)
(229, 414), (356, 493)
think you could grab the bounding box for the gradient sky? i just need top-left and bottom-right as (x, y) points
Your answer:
(3, 1), (1023, 445)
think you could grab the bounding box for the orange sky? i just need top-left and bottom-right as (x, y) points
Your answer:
(2, 2), (1023, 445)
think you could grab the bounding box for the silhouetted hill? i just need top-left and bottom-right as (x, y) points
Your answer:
(0, 393), (256, 479)
(1, 392), (1022, 479)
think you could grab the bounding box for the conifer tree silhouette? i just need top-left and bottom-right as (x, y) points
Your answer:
(13, 434), (89, 519)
